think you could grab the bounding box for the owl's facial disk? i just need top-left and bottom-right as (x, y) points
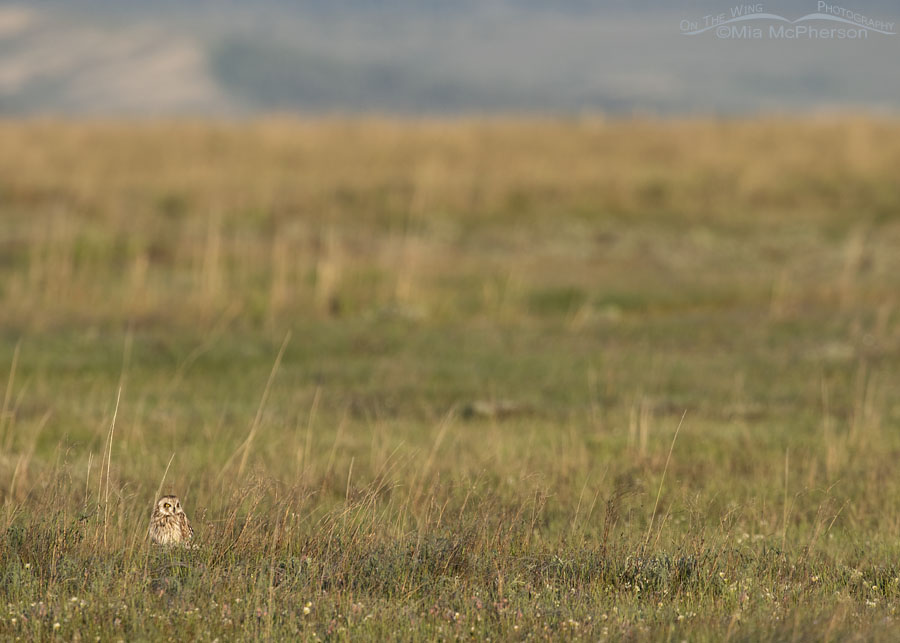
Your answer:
(158, 496), (183, 516)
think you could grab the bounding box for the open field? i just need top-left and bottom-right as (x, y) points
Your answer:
(1, 117), (900, 640)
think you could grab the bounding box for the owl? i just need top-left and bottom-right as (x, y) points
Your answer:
(148, 494), (194, 546)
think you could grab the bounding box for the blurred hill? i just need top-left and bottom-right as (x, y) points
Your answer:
(0, 0), (898, 115)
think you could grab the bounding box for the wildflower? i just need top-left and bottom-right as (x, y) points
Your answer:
(53, 623), (60, 630)
(303, 602), (312, 616)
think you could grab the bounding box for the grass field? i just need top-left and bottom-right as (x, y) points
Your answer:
(1, 117), (900, 641)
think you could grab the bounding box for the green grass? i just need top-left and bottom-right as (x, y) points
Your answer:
(1, 117), (900, 640)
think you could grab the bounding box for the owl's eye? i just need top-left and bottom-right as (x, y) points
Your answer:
(164, 503), (171, 509)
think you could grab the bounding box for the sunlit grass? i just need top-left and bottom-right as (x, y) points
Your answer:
(1, 117), (900, 640)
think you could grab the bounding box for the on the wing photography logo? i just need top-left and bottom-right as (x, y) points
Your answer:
(680, 1), (896, 39)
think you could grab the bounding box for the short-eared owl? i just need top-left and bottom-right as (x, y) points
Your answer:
(149, 495), (194, 546)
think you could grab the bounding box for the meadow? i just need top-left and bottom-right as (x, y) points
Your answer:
(1, 116), (900, 641)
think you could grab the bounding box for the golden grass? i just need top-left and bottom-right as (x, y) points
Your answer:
(1, 116), (900, 640)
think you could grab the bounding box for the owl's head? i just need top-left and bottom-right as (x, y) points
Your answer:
(156, 495), (184, 516)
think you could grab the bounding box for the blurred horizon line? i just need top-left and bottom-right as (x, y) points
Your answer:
(1, 1), (898, 117)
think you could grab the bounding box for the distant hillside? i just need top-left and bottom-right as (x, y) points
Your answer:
(1, 0), (898, 115)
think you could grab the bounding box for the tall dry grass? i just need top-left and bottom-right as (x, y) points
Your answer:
(0, 117), (899, 640)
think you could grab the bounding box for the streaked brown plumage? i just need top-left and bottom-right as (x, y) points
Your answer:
(148, 494), (194, 546)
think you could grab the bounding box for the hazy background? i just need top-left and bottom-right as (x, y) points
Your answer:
(1, 0), (898, 116)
